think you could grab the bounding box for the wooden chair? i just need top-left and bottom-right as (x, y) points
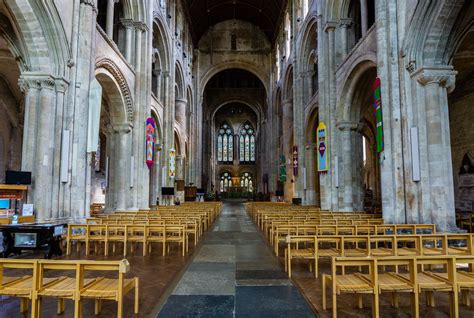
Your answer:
(322, 257), (378, 318)
(87, 224), (107, 255)
(284, 235), (317, 278)
(146, 225), (166, 256)
(66, 224), (88, 255)
(165, 225), (187, 256)
(126, 225), (147, 256)
(106, 225), (127, 256)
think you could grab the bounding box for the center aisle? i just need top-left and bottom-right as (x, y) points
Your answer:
(157, 201), (315, 317)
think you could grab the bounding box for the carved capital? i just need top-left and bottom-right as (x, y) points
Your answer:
(336, 121), (365, 132)
(324, 21), (338, 33)
(121, 18), (135, 28)
(18, 78), (41, 92)
(340, 18), (352, 28)
(134, 22), (148, 32)
(55, 78), (70, 94)
(412, 66), (457, 93)
(110, 123), (133, 134)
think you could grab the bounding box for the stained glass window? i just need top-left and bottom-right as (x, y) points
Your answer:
(239, 122), (256, 163)
(220, 172), (232, 192)
(217, 123), (233, 163)
(240, 172), (254, 192)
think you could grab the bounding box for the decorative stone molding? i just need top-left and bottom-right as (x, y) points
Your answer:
(18, 77), (41, 92)
(55, 78), (70, 94)
(95, 58), (135, 123)
(411, 66), (457, 93)
(405, 60), (416, 74)
(121, 18), (135, 28)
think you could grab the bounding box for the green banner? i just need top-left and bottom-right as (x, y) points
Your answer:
(373, 78), (384, 153)
(279, 155), (286, 182)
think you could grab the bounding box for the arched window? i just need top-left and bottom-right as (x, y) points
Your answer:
(217, 123), (233, 163)
(240, 172), (254, 192)
(220, 172), (233, 192)
(239, 123), (256, 163)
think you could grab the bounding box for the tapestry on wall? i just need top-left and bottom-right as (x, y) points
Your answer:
(169, 148), (176, 178)
(317, 121), (328, 174)
(146, 118), (156, 169)
(373, 77), (385, 154)
(279, 154), (286, 182)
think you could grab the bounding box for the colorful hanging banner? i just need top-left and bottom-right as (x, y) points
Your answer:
(169, 148), (176, 178)
(373, 78), (385, 153)
(145, 118), (155, 169)
(317, 121), (329, 174)
(279, 154), (287, 182)
(292, 146), (298, 177)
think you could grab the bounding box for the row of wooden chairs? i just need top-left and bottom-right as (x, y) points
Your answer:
(66, 224), (188, 257)
(284, 233), (474, 278)
(271, 224), (436, 255)
(322, 255), (474, 317)
(0, 258), (138, 318)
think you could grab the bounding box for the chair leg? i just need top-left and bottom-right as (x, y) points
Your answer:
(284, 249), (288, 273)
(332, 292), (337, 318)
(117, 297), (124, 318)
(66, 239), (71, 255)
(322, 276), (327, 310)
(450, 290), (459, 318)
(411, 291), (419, 318)
(135, 278), (140, 314)
(74, 299), (83, 318)
(95, 299), (102, 315)
(57, 298), (65, 314)
(20, 297), (28, 313)
(372, 292), (379, 318)
(357, 294), (363, 309)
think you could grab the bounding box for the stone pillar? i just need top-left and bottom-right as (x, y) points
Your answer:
(413, 66), (457, 231)
(106, 0), (116, 38)
(113, 124), (132, 211)
(305, 144), (319, 205)
(122, 19), (134, 62)
(323, 22), (338, 210)
(360, 0), (368, 36)
(339, 19), (352, 59)
(282, 100), (293, 201)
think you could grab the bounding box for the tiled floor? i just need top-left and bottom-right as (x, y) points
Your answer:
(157, 201), (315, 318)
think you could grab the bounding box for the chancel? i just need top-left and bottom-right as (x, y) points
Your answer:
(0, 0), (472, 317)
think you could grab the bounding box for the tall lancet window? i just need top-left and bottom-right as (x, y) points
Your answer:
(217, 123), (233, 163)
(239, 122), (256, 163)
(240, 172), (254, 192)
(220, 172), (233, 192)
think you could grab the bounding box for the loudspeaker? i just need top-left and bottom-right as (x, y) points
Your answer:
(5, 171), (32, 185)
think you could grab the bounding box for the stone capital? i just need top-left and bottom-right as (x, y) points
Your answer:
(55, 78), (70, 94)
(110, 123), (133, 134)
(121, 18), (135, 28)
(175, 98), (188, 105)
(412, 66), (457, 93)
(339, 18), (352, 28)
(324, 22), (338, 33)
(134, 22), (148, 32)
(336, 121), (365, 132)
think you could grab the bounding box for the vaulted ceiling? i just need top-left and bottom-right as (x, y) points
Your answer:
(184, 0), (287, 44)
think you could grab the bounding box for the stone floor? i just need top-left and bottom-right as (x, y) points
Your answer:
(157, 201), (315, 317)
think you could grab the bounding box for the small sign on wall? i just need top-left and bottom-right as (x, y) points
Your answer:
(317, 122), (329, 174)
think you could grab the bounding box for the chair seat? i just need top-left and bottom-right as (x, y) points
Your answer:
(397, 247), (418, 256)
(401, 272), (453, 290)
(318, 248), (342, 257)
(335, 274), (374, 293)
(370, 248), (394, 256)
(81, 278), (136, 299)
(0, 277), (58, 297)
(290, 248), (315, 258)
(344, 248), (368, 257)
(363, 273), (413, 291)
(39, 277), (96, 298)
(422, 247), (443, 255)
(448, 247), (469, 255)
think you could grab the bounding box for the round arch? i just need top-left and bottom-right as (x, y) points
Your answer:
(200, 62), (270, 95)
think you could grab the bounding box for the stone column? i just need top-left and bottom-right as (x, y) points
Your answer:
(305, 144), (318, 205)
(19, 78), (41, 175)
(106, 0), (116, 37)
(323, 22), (338, 210)
(360, 0), (368, 36)
(339, 19), (352, 59)
(122, 19), (134, 62)
(337, 121), (365, 211)
(282, 100), (294, 201)
(34, 78), (57, 221)
(413, 66), (457, 231)
(113, 124), (132, 211)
